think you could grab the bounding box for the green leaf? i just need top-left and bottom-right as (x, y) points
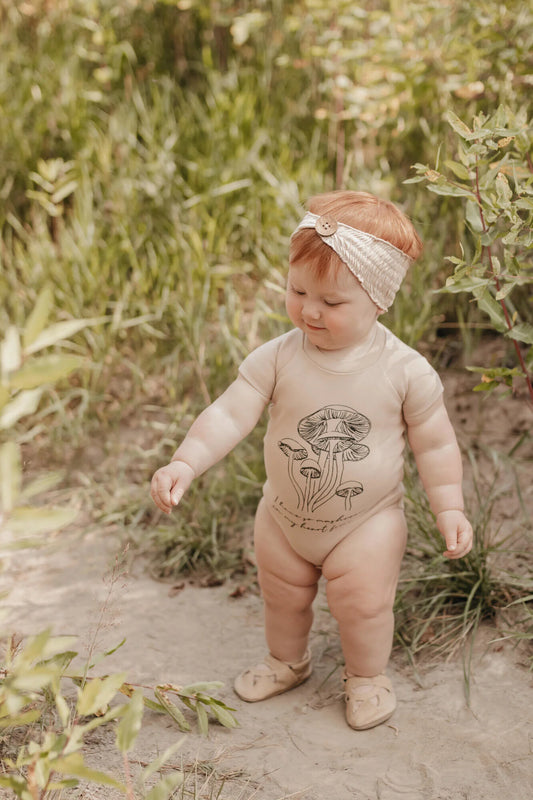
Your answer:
(8, 506), (78, 535)
(141, 739), (184, 782)
(0, 388), (43, 429)
(75, 704), (125, 737)
(472, 288), (508, 332)
(196, 701), (209, 736)
(26, 189), (63, 216)
(53, 753), (126, 790)
(51, 180), (78, 204)
(495, 282), (517, 301)
(0, 775), (30, 794)
(445, 111), (472, 139)
(473, 381), (498, 392)
(0, 385), (9, 411)
(465, 199), (484, 233)
(141, 696), (167, 713)
(506, 322), (533, 345)
(444, 160), (471, 181)
(1, 325), (22, 376)
(154, 687), (191, 731)
(88, 638), (127, 669)
(495, 172), (512, 206)
(14, 630), (78, 665)
(428, 183), (475, 198)
(208, 702), (239, 729)
(0, 709), (42, 729)
(55, 692), (71, 727)
(442, 276), (491, 294)
(23, 286), (54, 350)
(12, 665), (58, 691)
(144, 772), (184, 800)
(0, 441), (21, 512)
(24, 318), (106, 355)
(116, 689), (144, 753)
(19, 471), (64, 501)
(76, 673), (127, 717)
(8, 355), (85, 390)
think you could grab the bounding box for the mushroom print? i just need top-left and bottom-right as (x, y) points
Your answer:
(335, 481), (364, 511)
(278, 438), (308, 509)
(278, 405), (371, 514)
(299, 459), (322, 511)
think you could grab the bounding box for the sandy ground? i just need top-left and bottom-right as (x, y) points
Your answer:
(3, 526), (533, 800)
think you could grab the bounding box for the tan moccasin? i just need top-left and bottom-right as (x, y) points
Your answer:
(343, 672), (396, 730)
(234, 651), (312, 702)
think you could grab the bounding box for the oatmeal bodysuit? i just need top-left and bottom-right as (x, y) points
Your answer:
(239, 323), (443, 565)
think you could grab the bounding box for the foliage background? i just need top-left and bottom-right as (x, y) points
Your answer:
(1, 0), (531, 573)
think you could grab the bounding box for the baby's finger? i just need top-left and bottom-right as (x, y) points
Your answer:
(455, 529), (473, 557)
(170, 487), (184, 506)
(151, 474), (173, 512)
(443, 531), (458, 555)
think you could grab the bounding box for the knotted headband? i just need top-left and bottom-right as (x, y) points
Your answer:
(291, 211), (413, 311)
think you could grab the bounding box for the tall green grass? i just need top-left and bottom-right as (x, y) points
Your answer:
(396, 448), (532, 679)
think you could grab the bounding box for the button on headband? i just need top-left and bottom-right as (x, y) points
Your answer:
(315, 215), (338, 236)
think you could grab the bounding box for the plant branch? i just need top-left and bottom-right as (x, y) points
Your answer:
(474, 160), (533, 406)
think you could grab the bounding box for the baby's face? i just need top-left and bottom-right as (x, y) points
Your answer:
(285, 263), (380, 351)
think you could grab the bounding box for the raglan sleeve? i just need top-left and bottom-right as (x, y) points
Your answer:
(238, 335), (282, 402)
(401, 354), (444, 425)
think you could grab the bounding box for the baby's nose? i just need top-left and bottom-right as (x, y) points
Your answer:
(303, 301), (321, 320)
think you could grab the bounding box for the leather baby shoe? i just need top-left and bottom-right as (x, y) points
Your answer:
(234, 651), (312, 702)
(343, 672), (396, 730)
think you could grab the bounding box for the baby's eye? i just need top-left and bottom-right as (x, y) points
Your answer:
(292, 288), (305, 296)
(324, 300), (342, 307)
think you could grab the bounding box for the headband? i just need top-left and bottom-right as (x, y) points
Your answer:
(291, 211), (413, 311)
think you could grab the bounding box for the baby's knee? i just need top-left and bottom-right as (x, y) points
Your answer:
(259, 570), (318, 612)
(327, 578), (394, 622)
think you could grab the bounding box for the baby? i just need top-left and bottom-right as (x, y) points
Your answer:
(151, 190), (473, 730)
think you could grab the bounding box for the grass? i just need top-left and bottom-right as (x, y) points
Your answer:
(396, 447), (533, 686)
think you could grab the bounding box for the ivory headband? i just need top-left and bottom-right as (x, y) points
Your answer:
(291, 211), (413, 311)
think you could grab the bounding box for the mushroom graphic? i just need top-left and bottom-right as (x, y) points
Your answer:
(299, 459), (322, 511)
(335, 481), (363, 511)
(278, 438), (308, 509)
(297, 406), (370, 512)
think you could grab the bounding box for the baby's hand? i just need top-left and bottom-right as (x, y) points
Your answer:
(436, 510), (473, 559)
(150, 461), (195, 514)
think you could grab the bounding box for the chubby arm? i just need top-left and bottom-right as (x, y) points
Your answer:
(407, 399), (473, 559)
(151, 375), (268, 513)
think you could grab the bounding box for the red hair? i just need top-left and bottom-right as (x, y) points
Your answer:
(290, 191), (422, 277)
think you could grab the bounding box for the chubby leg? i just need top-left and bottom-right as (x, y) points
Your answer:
(322, 507), (407, 728)
(254, 498), (321, 663)
(234, 500), (320, 702)
(322, 506), (407, 676)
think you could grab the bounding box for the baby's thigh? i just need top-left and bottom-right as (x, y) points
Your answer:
(254, 499), (321, 589)
(322, 507), (407, 610)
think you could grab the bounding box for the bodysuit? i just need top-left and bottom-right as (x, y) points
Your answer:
(238, 322), (443, 565)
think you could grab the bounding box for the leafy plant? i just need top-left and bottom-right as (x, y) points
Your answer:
(408, 105), (533, 400)
(0, 628), (237, 798)
(0, 286), (101, 557)
(0, 290), (238, 797)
